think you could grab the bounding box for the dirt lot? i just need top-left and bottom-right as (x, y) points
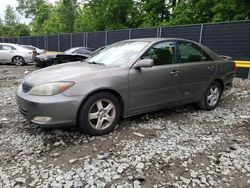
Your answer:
(0, 65), (250, 188)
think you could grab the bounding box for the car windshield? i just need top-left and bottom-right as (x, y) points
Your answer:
(64, 48), (78, 54)
(23, 46), (35, 50)
(86, 41), (150, 67)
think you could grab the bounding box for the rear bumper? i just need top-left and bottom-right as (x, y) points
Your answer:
(16, 85), (83, 127)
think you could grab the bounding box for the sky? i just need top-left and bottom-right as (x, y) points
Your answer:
(0, 0), (57, 24)
(0, 0), (18, 22)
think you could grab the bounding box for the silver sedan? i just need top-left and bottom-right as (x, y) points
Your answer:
(0, 43), (34, 65)
(16, 38), (235, 135)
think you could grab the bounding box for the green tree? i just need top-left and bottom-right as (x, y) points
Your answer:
(58, 0), (78, 33)
(31, 1), (54, 34)
(170, 0), (214, 25)
(170, 0), (250, 25)
(16, 0), (46, 18)
(5, 5), (17, 26)
(212, 0), (250, 22)
(140, 0), (171, 27)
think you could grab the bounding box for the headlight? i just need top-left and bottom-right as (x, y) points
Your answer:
(28, 82), (74, 96)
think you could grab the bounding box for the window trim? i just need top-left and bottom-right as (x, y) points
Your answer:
(0, 45), (16, 51)
(140, 40), (177, 67)
(176, 40), (213, 64)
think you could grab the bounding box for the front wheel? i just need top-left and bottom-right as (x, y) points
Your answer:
(78, 92), (121, 136)
(12, 56), (25, 66)
(198, 81), (222, 110)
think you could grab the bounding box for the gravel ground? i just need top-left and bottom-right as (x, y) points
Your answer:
(0, 65), (250, 188)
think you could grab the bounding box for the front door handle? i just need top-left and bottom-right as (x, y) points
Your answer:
(208, 65), (215, 71)
(170, 70), (180, 76)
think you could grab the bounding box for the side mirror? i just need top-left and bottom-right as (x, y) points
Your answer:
(134, 59), (154, 69)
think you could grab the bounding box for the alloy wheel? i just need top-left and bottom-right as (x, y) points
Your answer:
(88, 99), (116, 130)
(13, 57), (24, 66)
(207, 86), (220, 107)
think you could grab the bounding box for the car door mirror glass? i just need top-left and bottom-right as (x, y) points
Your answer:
(134, 59), (154, 68)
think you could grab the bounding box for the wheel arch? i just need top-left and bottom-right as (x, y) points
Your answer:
(11, 55), (25, 63)
(213, 78), (224, 92)
(76, 88), (125, 124)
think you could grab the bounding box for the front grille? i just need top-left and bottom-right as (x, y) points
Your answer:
(22, 82), (33, 93)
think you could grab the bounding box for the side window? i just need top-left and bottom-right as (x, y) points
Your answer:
(178, 42), (211, 63)
(142, 42), (175, 66)
(1, 45), (15, 51)
(75, 48), (91, 55)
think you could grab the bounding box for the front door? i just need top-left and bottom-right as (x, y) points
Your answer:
(0, 45), (15, 62)
(128, 41), (181, 112)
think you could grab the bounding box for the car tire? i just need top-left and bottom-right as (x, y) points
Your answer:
(12, 56), (25, 66)
(78, 92), (121, 136)
(198, 81), (222, 110)
(35, 60), (43, 68)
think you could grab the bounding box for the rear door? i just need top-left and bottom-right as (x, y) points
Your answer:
(176, 41), (217, 101)
(128, 41), (181, 112)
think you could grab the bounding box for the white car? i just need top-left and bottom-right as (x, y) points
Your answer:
(0, 43), (35, 65)
(22, 45), (46, 55)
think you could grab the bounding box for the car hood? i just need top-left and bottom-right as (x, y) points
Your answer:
(36, 54), (57, 59)
(23, 61), (124, 86)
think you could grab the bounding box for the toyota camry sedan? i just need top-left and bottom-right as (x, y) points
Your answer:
(16, 38), (235, 136)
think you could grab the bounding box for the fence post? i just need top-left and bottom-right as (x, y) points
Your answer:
(36, 36), (38, 47)
(85, 32), (88, 47)
(70, 33), (73, 48)
(199, 24), (204, 43)
(83, 33), (85, 47)
(105, 31), (108, 46)
(44, 36), (46, 51)
(159, 27), (162, 38)
(28, 37), (31, 45)
(128, 29), (131, 40)
(58, 34), (60, 52)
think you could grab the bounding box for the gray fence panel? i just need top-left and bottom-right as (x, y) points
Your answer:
(37, 36), (45, 50)
(72, 33), (85, 47)
(8, 38), (14, 43)
(131, 28), (157, 39)
(201, 22), (250, 60)
(0, 21), (249, 61)
(3, 38), (9, 43)
(30, 36), (37, 47)
(107, 30), (129, 45)
(161, 25), (201, 42)
(22, 36), (30, 45)
(19, 37), (23, 45)
(87, 31), (106, 49)
(48, 35), (59, 51)
(13, 38), (18, 44)
(59, 34), (71, 51)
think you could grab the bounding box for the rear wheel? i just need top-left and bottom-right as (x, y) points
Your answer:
(198, 81), (222, 110)
(12, 56), (25, 66)
(78, 92), (121, 136)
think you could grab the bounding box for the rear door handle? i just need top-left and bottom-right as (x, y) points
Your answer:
(208, 65), (215, 70)
(170, 70), (180, 76)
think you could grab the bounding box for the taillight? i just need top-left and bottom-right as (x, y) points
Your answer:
(233, 61), (236, 70)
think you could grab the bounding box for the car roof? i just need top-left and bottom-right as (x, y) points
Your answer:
(122, 38), (196, 43)
(0, 43), (19, 45)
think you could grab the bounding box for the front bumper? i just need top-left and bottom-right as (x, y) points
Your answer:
(34, 57), (53, 67)
(16, 85), (83, 127)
